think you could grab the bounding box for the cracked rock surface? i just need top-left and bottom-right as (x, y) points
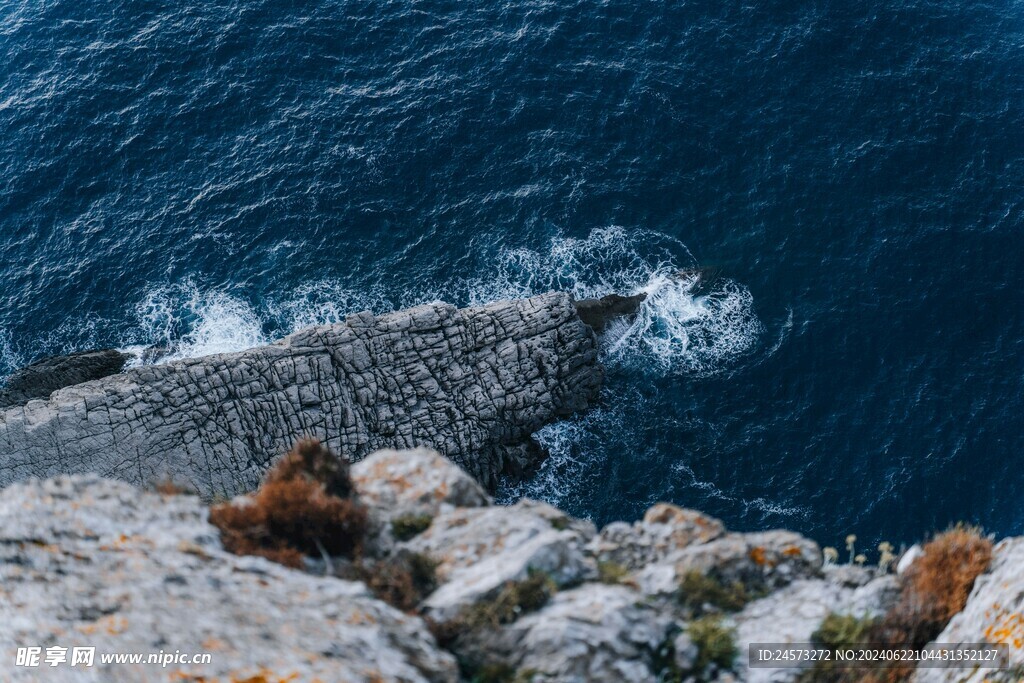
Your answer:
(0, 293), (601, 497)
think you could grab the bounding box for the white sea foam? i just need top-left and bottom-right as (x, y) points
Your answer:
(459, 226), (763, 377)
(128, 226), (764, 380)
(131, 282), (268, 363)
(0, 329), (24, 379)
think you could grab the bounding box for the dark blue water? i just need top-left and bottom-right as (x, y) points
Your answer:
(2, 0), (1022, 554)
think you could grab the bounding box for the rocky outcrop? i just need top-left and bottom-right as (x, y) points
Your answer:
(0, 293), (602, 497)
(404, 499), (597, 621)
(572, 292), (647, 333)
(5, 446), (1003, 683)
(0, 474), (458, 683)
(0, 349), (132, 409)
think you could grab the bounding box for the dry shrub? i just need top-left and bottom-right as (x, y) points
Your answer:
(801, 524), (994, 683)
(876, 524), (993, 650)
(345, 551), (439, 612)
(209, 439), (367, 568)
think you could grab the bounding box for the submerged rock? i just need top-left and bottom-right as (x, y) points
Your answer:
(0, 293), (602, 497)
(0, 349), (132, 409)
(573, 292), (647, 333)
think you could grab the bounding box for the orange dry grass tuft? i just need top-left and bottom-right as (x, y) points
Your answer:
(209, 439), (367, 568)
(878, 524), (993, 650)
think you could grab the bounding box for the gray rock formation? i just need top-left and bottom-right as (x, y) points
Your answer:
(572, 292), (647, 333)
(0, 474), (458, 683)
(0, 349), (132, 409)
(482, 583), (676, 682)
(403, 498), (597, 621)
(0, 293), (602, 497)
(0, 447), (926, 683)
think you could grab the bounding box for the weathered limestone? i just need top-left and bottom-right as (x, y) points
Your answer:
(0, 293), (602, 497)
(0, 475), (458, 683)
(0, 450), (924, 683)
(479, 583), (676, 682)
(632, 529), (822, 601)
(351, 447), (490, 555)
(587, 502), (727, 570)
(913, 537), (1024, 683)
(403, 499), (597, 621)
(732, 575), (899, 683)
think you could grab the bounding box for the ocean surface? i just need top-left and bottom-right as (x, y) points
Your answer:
(2, 0), (1022, 554)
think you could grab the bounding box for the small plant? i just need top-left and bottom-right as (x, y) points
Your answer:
(797, 613), (876, 683)
(597, 560), (630, 585)
(822, 547), (839, 566)
(432, 571), (557, 648)
(875, 523), (992, 650)
(391, 513), (433, 541)
(651, 633), (687, 683)
(348, 551), (439, 612)
(209, 439), (368, 568)
(845, 534), (857, 564)
(805, 524), (994, 683)
(688, 616), (737, 674)
(813, 613), (876, 649)
(877, 542), (896, 573)
(549, 516), (571, 531)
(466, 662), (517, 683)
(679, 570), (750, 613)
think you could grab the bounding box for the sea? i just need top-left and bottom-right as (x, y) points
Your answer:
(2, 0), (1022, 555)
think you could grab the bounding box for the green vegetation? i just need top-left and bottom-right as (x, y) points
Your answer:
(355, 551), (439, 612)
(679, 570), (751, 613)
(689, 616), (737, 674)
(597, 560), (630, 585)
(812, 613), (876, 649)
(391, 513), (433, 541)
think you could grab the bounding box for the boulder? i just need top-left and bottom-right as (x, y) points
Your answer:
(589, 503), (727, 570)
(733, 575), (899, 683)
(0, 475), (458, 683)
(635, 530), (822, 600)
(573, 292), (647, 333)
(481, 583), (677, 682)
(351, 447), (490, 554)
(403, 500), (597, 621)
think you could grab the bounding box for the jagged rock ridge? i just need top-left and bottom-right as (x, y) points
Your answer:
(0, 293), (601, 497)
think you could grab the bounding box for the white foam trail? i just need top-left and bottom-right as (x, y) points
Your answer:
(459, 226), (763, 377)
(263, 280), (389, 333)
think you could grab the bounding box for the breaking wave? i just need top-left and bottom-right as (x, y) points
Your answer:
(121, 227), (764, 382)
